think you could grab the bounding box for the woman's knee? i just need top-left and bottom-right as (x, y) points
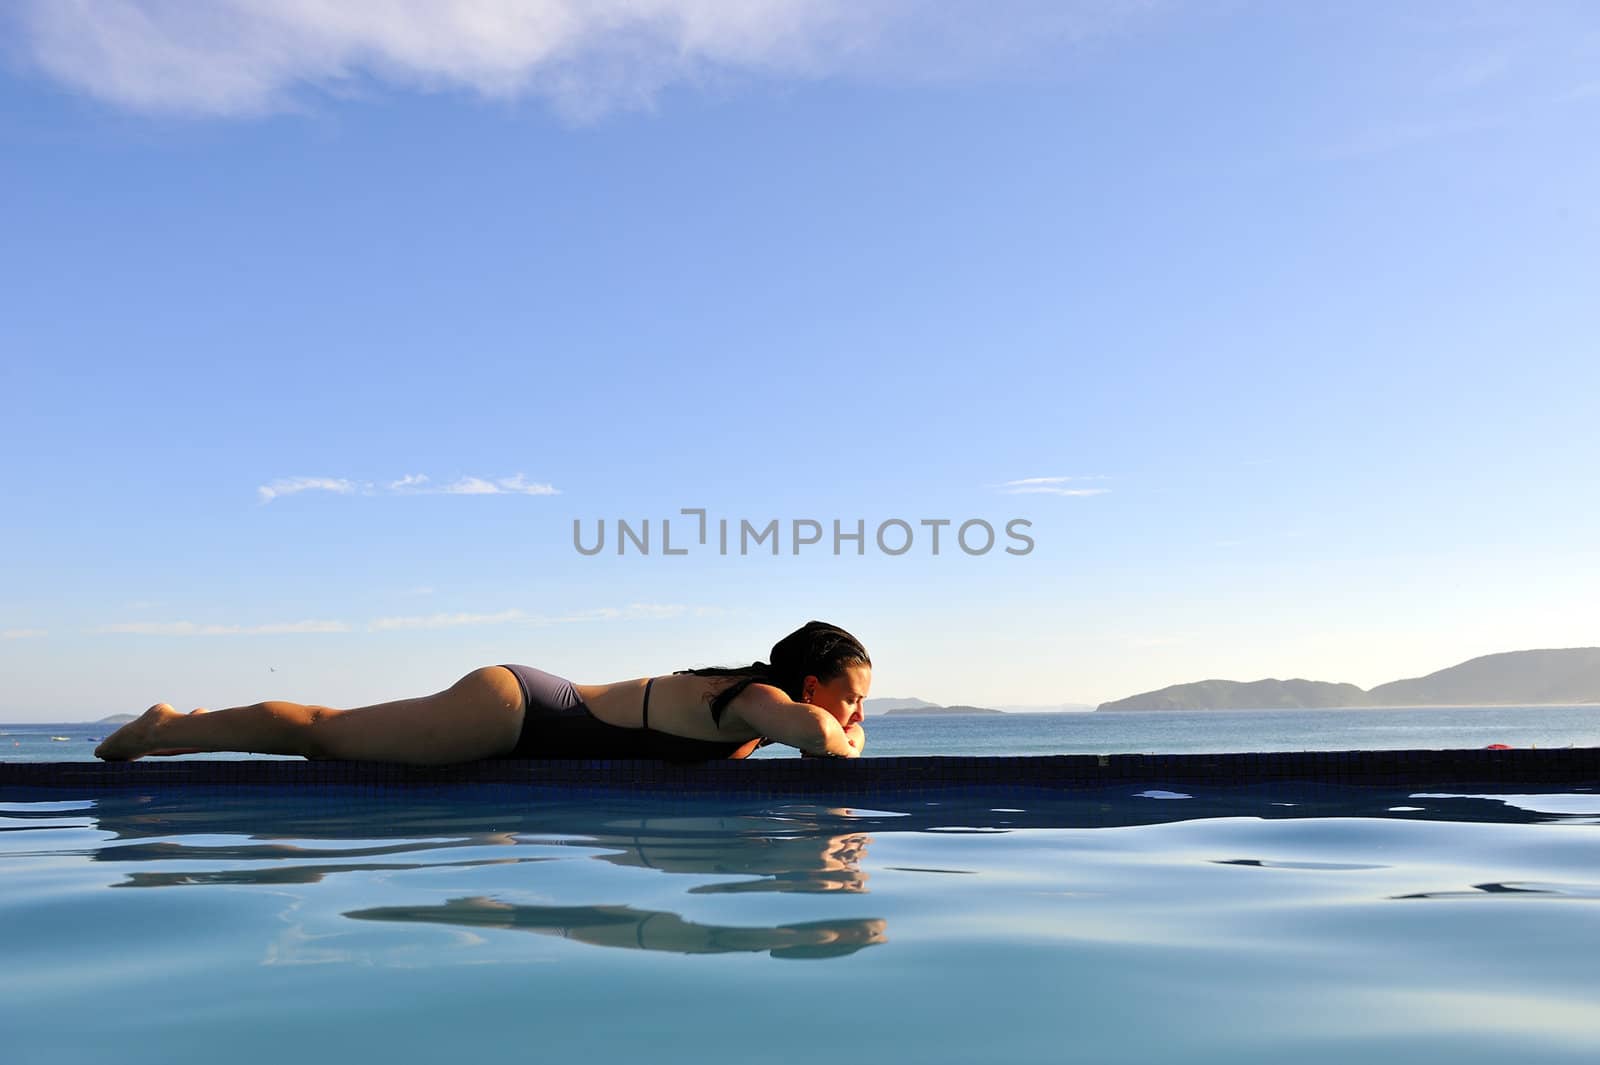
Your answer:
(298, 704), (344, 759)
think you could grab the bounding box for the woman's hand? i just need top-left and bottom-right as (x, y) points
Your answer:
(843, 721), (866, 753)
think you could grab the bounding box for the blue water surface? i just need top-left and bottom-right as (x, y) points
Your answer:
(5, 708), (1600, 1063)
(3, 779), (1600, 1065)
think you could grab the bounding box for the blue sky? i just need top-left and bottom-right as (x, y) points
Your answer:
(3, 2), (1598, 721)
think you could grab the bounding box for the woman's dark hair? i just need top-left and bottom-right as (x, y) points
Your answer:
(675, 621), (871, 719)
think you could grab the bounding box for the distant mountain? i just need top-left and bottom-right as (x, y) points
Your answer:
(1367, 648), (1600, 706)
(96, 713), (137, 724)
(867, 698), (1087, 715)
(1098, 679), (1367, 712)
(881, 704), (1005, 716)
(864, 697), (939, 714)
(1097, 647), (1600, 712)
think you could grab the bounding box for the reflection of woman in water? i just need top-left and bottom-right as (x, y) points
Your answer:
(88, 796), (888, 958)
(604, 825), (874, 894)
(344, 896), (888, 960)
(96, 621), (870, 765)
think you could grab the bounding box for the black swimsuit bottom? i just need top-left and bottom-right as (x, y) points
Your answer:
(498, 663), (749, 762)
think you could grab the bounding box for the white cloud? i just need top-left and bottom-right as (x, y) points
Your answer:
(1315, 114), (1502, 161)
(368, 602), (714, 630)
(369, 609), (528, 632)
(251, 620), (351, 634)
(995, 476), (1110, 497)
(556, 602), (700, 622)
(442, 473), (560, 496)
(1560, 79), (1600, 103)
(95, 619), (351, 635)
(93, 604), (717, 637)
(443, 477), (503, 496)
(257, 476), (359, 504)
(257, 472), (558, 501)
(2, 628), (47, 639)
(496, 473), (560, 495)
(10, 1), (1147, 119)
(1023, 487), (1111, 497)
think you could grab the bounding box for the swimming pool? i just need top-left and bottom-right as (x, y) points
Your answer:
(4, 780), (1599, 1064)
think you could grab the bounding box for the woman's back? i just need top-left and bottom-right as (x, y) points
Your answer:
(576, 673), (758, 743)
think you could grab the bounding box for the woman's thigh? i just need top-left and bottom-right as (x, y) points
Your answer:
(314, 666), (525, 764)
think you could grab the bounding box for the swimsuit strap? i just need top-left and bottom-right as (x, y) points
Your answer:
(642, 676), (655, 729)
(709, 676), (759, 727)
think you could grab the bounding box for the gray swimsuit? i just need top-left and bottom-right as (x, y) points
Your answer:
(498, 664), (754, 761)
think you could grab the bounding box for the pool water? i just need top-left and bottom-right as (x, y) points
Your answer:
(3, 783), (1599, 1064)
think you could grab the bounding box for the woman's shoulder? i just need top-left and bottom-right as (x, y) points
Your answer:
(704, 676), (783, 723)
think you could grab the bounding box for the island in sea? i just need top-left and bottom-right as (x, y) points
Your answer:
(879, 704), (1006, 716)
(97, 713), (138, 724)
(865, 697), (1005, 716)
(1096, 647), (1600, 711)
(866, 697), (1096, 716)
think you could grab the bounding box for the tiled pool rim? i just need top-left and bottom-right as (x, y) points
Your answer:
(3, 747), (1597, 796)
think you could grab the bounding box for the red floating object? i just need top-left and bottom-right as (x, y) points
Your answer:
(1484, 743), (1512, 750)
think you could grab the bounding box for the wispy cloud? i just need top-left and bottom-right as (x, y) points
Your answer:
(94, 620), (351, 636)
(441, 474), (558, 496)
(92, 604), (716, 638)
(367, 602), (712, 631)
(369, 609), (528, 632)
(1558, 80), (1600, 103)
(554, 603), (719, 622)
(1315, 113), (1502, 161)
(1429, 50), (1515, 95)
(256, 477), (358, 504)
(2, 628), (47, 640)
(257, 473), (559, 503)
(9, 1), (1148, 120)
(994, 476), (1110, 497)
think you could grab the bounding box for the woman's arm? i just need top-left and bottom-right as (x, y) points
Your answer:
(724, 683), (860, 758)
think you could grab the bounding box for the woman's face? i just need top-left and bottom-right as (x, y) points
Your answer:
(803, 664), (872, 727)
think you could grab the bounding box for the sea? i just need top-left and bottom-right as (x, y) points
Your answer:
(5, 704), (1598, 762)
(5, 706), (1600, 1064)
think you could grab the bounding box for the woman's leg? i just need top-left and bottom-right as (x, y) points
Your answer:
(94, 666), (527, 765)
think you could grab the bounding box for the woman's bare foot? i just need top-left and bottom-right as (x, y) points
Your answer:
(94, 705), (209, 761)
